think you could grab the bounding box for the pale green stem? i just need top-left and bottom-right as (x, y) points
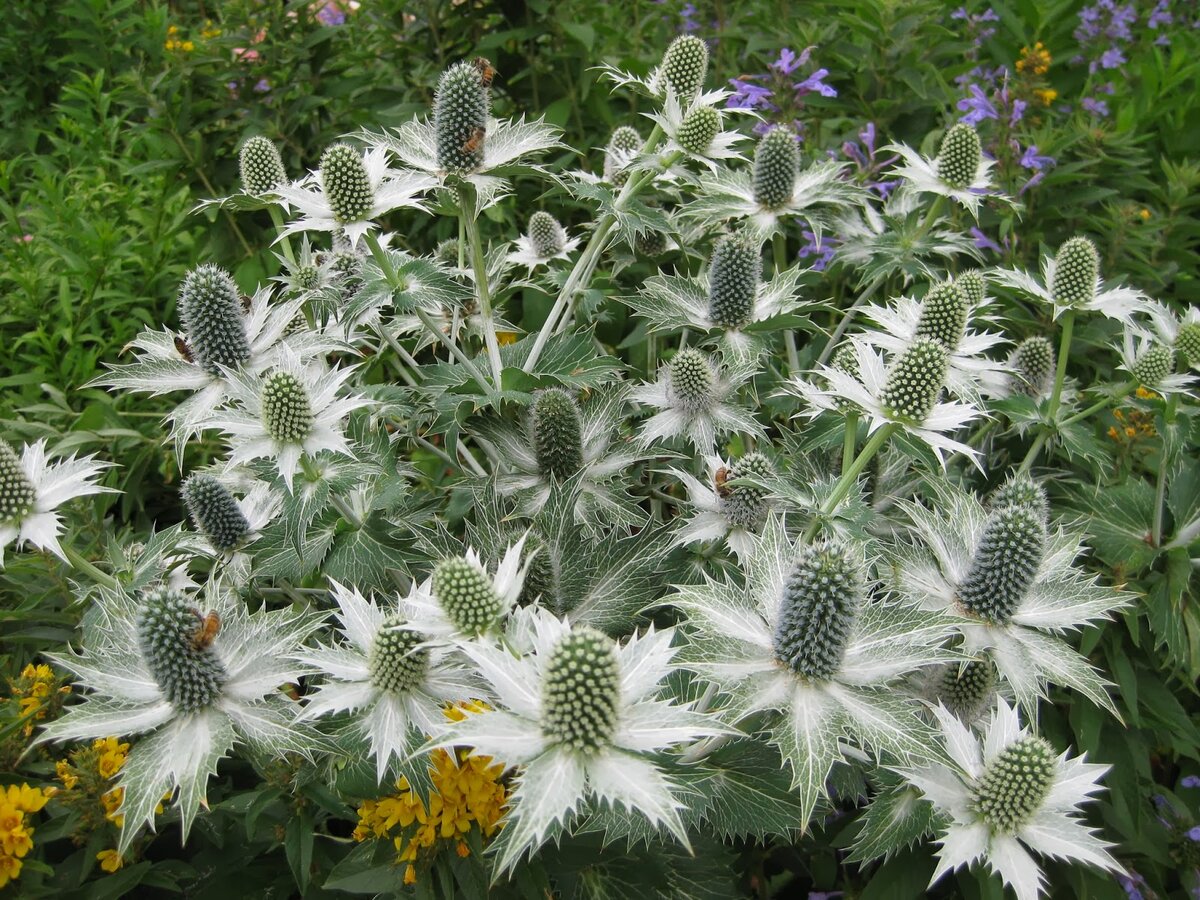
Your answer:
(268, 206), (296, 266)
(61, 544), (118, 589)
(1047, 309), (1075, 424)
(1016, 433), (1048, 477)
(379, 330), (419, 388)
(300, 456), (361, 528)
(458, 183), (504, 386)
(805, 423), (897, 540)
(815, 272), (887, 368)
(1060, 382), (1134, 427)
(1153, 394), (1179, 547)
(774, 232), (800, 372)
(912, 194), (946, 243)
(842, 410), (859, 474)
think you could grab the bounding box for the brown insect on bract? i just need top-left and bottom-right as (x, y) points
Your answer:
(473, 56), (496, 87)
(462, 126), (486, 154)
(240, 294), (253, 313)
(714, 466), (733, 498)
(174, 336), (194, 362)
(190, 608), (221, 650)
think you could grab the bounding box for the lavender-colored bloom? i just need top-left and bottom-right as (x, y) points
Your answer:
(1097, 46), (1127, 70)
(1098, 81), (1116, 94)
(1189, 826), (1200, 841)
(957, 84), (998, 125)
(772, 46), (813, 74)
(1019, 145), (1056, 171)
(1009, 98), (1027, 126)
(727, 78), (773, 110)
(798, 229), (837, 271)
(1149, 1), (1172, 29)
(253, 78), (271, 93)
(680, 2), (701, 32)
(1082, 96), (1111, 116)
(316, 3), (347, 25)
(794, 68), (836, 98)
(970, 227), (1003, 255)
(1182, 775), (1200, 788)
(1117, 872), (1147, 900)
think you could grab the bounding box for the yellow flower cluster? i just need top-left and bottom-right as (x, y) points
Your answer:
(8, 663), (69, 737)
(1016, 42), (1052, 76)
(200, 20), (222, 39)
(165, 24), (195, 53)
(1107, 405), (1157, 443)
(1034, 88), (1058, 106)
(0, 784), (50, 889)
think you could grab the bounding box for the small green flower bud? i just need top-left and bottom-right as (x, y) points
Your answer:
(773, 541), (861, 682)
(955, 269), (986, 307)
(137, 588), (227, 712)
(432, 556), (503, 635)
(542, 628), (621, 752)
(676, 105), (720, 154)
(878, 339), (948, 424)
(668, 348), (715, 411)
(1175, 322), (1200, 367)
(973, 736), (1056, 832)
(719, 452), (774, 530)
(182, 475), (250, 552)
(604, 125), (642, 185)
(434, 239), (460, 267)
(179, 265), (252, 376)
(707, 234), (761, 329)
(829, 343), (862, 411)
(294, 264), (321, 290)
(958, 505), (1046, 624)
(934, 123), (981, 189)
(1009, 336), (1055, 397)
(635, 229), (669, 258)
(435, 61), (490, 173)
(527, 211), (566, 258)
(0, 442), (35, 527)
(369, 615), (430, 694)
(519, 536), (556, 607)
(1050, 237), (1099, 308)
(934, 660), (997, 723)
(1132, 343), (1174, 388)
(660, 34), (709, 102)
(320, 143), (373, 224)
(239, 136), (287, 194)
(531, 388), (584, 479)
(988, 476), (1048, 524)
(261, 372), (315, 443)
(752, 127), (798, 209)
(914, 281), (969, 351)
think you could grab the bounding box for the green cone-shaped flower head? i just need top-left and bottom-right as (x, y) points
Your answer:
(137, 588), (227, 713)
(1010, 336), (1055, 397)
(528, 211), (566, 258)
(935, 660), (997, 722)
(0, 442), (35, 527)
(434, 239), (460, 267)
(1050, 237), (1099, 308)
(369, 615), (430, 694)
(261, 372), (315, 443)
(973, 736), (1056, 832)
(955, 269), (986, 307)
(914, 280), (970, 351)
(677, 105), (720, 154)
(179, 264), (252, 376)
(635, 228), (668, 258)
(182, 475), (250, 552)
(319, 143), (373, 224)
(719, 452), (774, 530)
(532, 388), (584, 479)
(1132, 343), (1173, 388)
(1175, 322), (1200, 368)
(660, 34), (709, 102)
(934, 123), (982, 189)
(668, 348), (715, 411)
(519, 536), (555, 607)
(878, 339), (948, 424)
(829, 343), (862, 411)
(752, 126), (798, 209)
(604, 125), (641, 185)
(432, 556), (503, 635)
(958, 505), (1046, 624)
(988, 476), (1048, 524)
(294, 264), (321, 290)
(239, 136), (287, 194)
(707, 234), (761, 329)
(773, 541), (861, 682)
(435, 61), (490, 173)
(542, 627), (620, 752)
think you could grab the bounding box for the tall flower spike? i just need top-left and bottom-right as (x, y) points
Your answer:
(239, 136), (287, 195)
(136, 588), (228, 713)
(956, 269), (986, 307)
(707, 234), (761, 329)
(719, 452), (774, 530)
(432, 557), (504, 636)
(957, 505), (1047, 624)
(914, 281), (969, 351)
(604, 125), (641, 185)
(435, 60), (490, 173)
(1009, 336), (1055, 397)
(878, 339), (949, 424)
(178, 265), (252, 375)
(531, 388), (584, 479)
(935, 124), (982, 189)
(1131, 342), (1173, 388)
(527, 211), (566, 258)
(660, 34), (709, 102)
(676, 105), (721, 155)
(319, 143), (374, 225)
(541, 628), (621, 752)
(181, 474), (250, 553)
(1049, 237), (1099, 309)
(752, 126), (799, 209)
(772, 541), (861, 682)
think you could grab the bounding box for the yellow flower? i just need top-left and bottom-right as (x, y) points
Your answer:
(97, 849), (124, 873)
(1016, 42), (1051, 76)
(1139, 208), (1151, 221)
(1106, 426), (1119, 441)
(55, 760), (79, 791)
(181, 40), (195, 52)
(1034, 88), (1058, 106)
(0, 784), (49, 889)
(496, 331), (519, 346)
(1135, 386), (1158, 399)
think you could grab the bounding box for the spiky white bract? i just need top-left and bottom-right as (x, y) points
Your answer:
(273, 145), (434, 246)
(882, 140), (1004, 220)
(890, 482), (1129, 715)
(204, 347), (370, 492)
(508, 226), (581, 272)
(37, 583), (325, 854)
(990, 245), (1149, 324)
(648, 90), (747, 173)
(670, 455), (772, 562)
(1117, 325), (1195, 396)
(427, 607), (722, 875)
(669, 516), (956, 825)
(294, 581), (479, 782)
(899, 700), (1122, 900)
(788, 338), (983, 468)
(1145, 299), (1200, 371)
(0, 439), (114, 567)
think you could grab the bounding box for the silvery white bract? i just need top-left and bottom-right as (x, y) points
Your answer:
(883, 139), (1002, 220)
(1145, 299), (1200, 371)
(647, 90), (748, 173)
(990, 244), (1149, 324)
(1116, 324), (1195, 397)
(669, 455), (772, 561)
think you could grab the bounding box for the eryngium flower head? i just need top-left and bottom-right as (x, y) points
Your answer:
(935, 123), (982, 189)
(435, 61), (489, 173)
(956, 269), (986, 307)
(541, 628), (621, 752)
(527, 211), (566, 258)
(914, 281), (969, 351)
(676, 104), (720, 154)
(933, 659), (997, 723)
(319, 143), (374, 224)
(974, 735), (1056, 833)
(0, 442), (36, 530)
(1049, 237), (1099, 308)
(667, 348), (715, 411)
(604, 125), (641, 185)
(369, 615), (431, 694)
(635, 229), (668, 257)
(136, 588), (228, 713)
(772, 541), (861, 682)
(433, 556), (504, 636)
(719, 452), (773, 530)
(957, 505), (1046, 624)
(988, 477), (1048, 524)
(239, 136), (287, 194)
(1131, 342), (1173, 387)
(1176, 322), (1200, 367)
(752, 126), (799, 209)
(707, 234), (761, 328)
(878, 339), (948, 423)
(178, 265), (252, 375)
(181, 474), (250, 552)
(660, 34), (709, 102)
(531, 388), (584, 479)
(1008, 336), (1055, 397)
(261, 371), (315, 443)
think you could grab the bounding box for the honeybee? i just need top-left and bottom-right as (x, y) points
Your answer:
(714, 466), (733, 498)
(174, 336), (194, 362)
(240, 294), (253, 313)
(190, 609), (221, 650)
(462, 126), (486, 154)
(473, 56), (496, 87)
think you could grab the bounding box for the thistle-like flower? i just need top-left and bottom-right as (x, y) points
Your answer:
(921, 659), (1000, 724)
(651, 92), (746, 172)
(671, 453), (774, 561)
(1145, 299), (1200, 371)
(239, 136), (288, 195)
(1117, 325), (1195, 396)
(1007, 336), (1056, 398)
(898, 700), (1122, 900)
(659, 34), (709, 103)
(37, 584), (324, 853)
(0, 439), (113, 566)
(428, 609), (721, 874)
(435, 61), (490, 173)
(885, 124), (1003, 218)
(508, 211), (580, 271)
(603, 125), (642, 184)
(669, 517), (956, 822)
(889, 479), (1128, 714)
(180, 471), (279, 573)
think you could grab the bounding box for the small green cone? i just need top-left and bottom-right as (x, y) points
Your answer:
(934, 123), (981, 189)
(182, 474), (250, 552)
(239, 136), (287, 194)
(668, 348), (715, 411)
(660, 34), (709, 102)
(677, 105), (720, 154)
(914, 281), (969, 351)
(0, 442), (35, 528)
(179, 264), (252, 375)
(432, 557), (502, 635)
(1131, 343), (1173, 388)
(1009, 336), (1055, 397)
(261, 372), (315, 443)
(955, 269), (986, 307)
(541, 628), (621, 752)
(136, 588), (227, 712)
(532, 388), (584, 479)
(773, 541), (861, 682)
(1050, 237), (1099, 308)
(957, 505), (1046, 624)
(752, 127), (798, 209)
(604, 125), (642, 185)
(320, 143), (374, 224)
(528, 211), (567, 258)
(1175, 322), (1200, 368)
(878, 339), (948, 424)
(369, 615), (430, 694)
(719, 452), (773, 530)
(973, 736), (1056, 833)
(707, 234), (761, 329)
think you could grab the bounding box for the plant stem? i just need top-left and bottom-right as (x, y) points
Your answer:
(61, 544), (117, 589)
(1060, 383), (1134, 427)
(774, 233), (800, 372)
(842, 410), (859, 474)
(912, 194), (946, 243)
(806, 423), (896, 539)
(301, 456), (362, 528)
(1152, 393), (1179, 547)
(379, 330), (419, 388)
(268, 205), (296, 266)
(1016, 432), (1048, 477)
(457, 183), (505, 386)
(1047, 309), (1075, 424)
(815, 272), (887, 368)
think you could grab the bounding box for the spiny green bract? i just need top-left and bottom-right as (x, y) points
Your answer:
(660, 34), (708, 102)
(294, 264), (321, 290)
(434, 239), (460, 267)
(1176, 322), (1200, 367)
(955, 269), (985, 307)
(1050, 237), (1099, 308)
(934, 124), (981, 188)
(936, 660), (996, 723)
(1132, 343), (1174, 387)
(878, 339), (948, 424)
(369, 615), (430, 694)
(238, 136), (287, 195)
(320, 143), (373, 224)
(0, 442), (34, 526)
(531, 388), (584, 479)
(707, 234), (761, 329)
(261, 372), (315, 443)
(1009, 335), (1055, 397)
(914, 281), (969, 351)
(719, 452), (774, 530)
(958, 505), (1046, 624)
(752, 127), (798, 209)
(541, 628), (621, 752)
(179, 264), (252, 376)
(182, 475), (249, 552)
(677, 105), (720, 154)
(773, 541), (861, 682)
(528, 211), (566, 258)
(604, 125), (642, 185)
(136, 588), (227, 712)
(973, 736), (1056, 832)
(435, 61), (489, 173)
(432, 556), (502, 635)
(669, 348), (714, 410)
(988, 476), (1048, 524)
(635, 228), (669, 258)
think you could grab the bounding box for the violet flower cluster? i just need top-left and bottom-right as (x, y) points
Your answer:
(727, 46), (837, 138)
